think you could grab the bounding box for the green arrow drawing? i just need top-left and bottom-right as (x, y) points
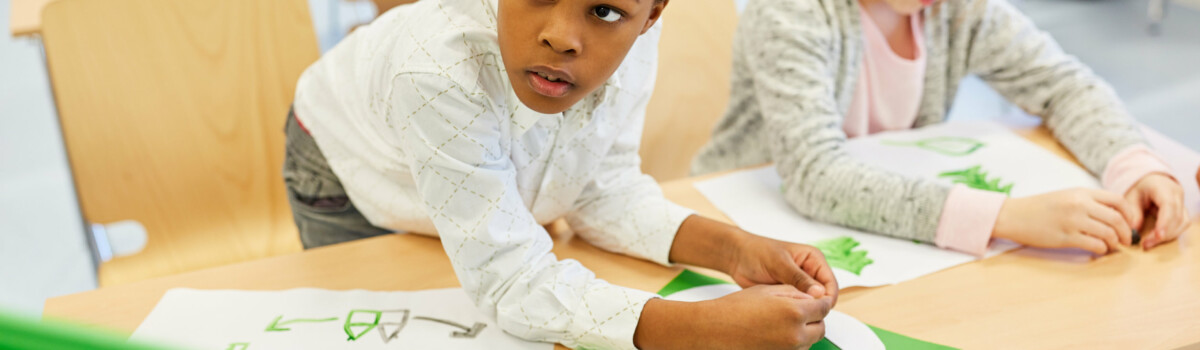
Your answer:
(264, 315), (338, 332)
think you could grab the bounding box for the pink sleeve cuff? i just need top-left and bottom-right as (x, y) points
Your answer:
(1101, 144), (1175, 196)
(934, 185), (1007, 257)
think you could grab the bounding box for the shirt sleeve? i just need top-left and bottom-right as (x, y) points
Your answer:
(738, 0), (953, 243)
(934, 185), (1007, 256)
(1101, 144), (1175, 195)
(965, 0), (1148, 175)
(391, 73), (658, 350)
(565, 59), (695, 266)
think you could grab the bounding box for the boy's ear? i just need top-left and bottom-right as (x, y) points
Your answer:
(641, 0), (668, 34)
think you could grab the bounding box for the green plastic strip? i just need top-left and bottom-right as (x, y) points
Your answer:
(0, 309), (175, 350)
(656, 269), (733, 297)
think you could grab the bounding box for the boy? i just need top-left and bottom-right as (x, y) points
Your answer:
(284, 0), (838, 348)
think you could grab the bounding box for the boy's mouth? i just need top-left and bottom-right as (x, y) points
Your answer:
(526, 66), (575, 98)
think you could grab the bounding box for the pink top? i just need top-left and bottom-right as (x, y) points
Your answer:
(844, 5), (926, 138)
(847, 6), (1174, 256)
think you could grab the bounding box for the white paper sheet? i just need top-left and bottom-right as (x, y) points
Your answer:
(129, 288), (551, 350)
(663, 284), (883, 350)
(695, 121), (1109, 287)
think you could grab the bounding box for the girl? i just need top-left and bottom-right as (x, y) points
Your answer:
(694, 0), (1188, 256)
(285, 0), (837, 348)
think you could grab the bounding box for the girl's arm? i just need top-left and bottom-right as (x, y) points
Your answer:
(964, 0), (1188, 246)
(737, 0), (952, 243)
(964, 0), (1144, 174)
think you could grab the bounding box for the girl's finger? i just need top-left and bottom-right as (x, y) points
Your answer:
(1077, 217), (1121, 253)
(1091, 189), (1141, 229)
(1088, 203), (1133, 246)
(1063, 230), (1110, 255)
(1148, 187), (1185, 249)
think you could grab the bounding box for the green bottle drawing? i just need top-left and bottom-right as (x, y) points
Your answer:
(343, 310), (382, 341)
(938, 165), (1013, 195)
(883, 137), (986, 156)
(811, 236), (874, 275)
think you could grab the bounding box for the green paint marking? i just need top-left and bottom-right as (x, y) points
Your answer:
(809, 325), (959, 350)
(883, 137), (986, 156)
(226, 343), (250, 350)
(265, 315), (338, 332)
(657, 269), (732, 297)
(938, 165), (1013, 195)
(343, 310), (382, 341)
(811, 236), (874, 275)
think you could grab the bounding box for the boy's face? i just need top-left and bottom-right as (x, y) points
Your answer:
(498, 0), (667, 114)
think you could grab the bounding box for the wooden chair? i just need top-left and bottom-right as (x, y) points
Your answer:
(641, 0), (739, 181)
(40, 0), (319, 286)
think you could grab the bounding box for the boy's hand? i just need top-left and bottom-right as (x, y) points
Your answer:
(1124, 173), (1188, 249)
(728, 234), (839, 302)
(994, 188), (1139, 255)
(668, 216), (837, 302)
(635, 285), (832, 350)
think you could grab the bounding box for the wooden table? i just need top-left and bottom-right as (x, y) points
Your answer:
(44, 126), (1200, 349)
(9, 0), (53, 37)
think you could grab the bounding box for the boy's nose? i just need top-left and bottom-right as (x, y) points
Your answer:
(538, 17), (581, 55)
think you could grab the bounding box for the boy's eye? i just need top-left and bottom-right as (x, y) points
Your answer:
(593, 6), (622, 22)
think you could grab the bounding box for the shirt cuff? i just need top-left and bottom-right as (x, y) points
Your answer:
(934, 185), (1007, 257)
(644, 202), (697, 266)
(567, 286), (660, 350)
(1101, 144), (1176, 196)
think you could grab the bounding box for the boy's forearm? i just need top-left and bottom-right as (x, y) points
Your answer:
(667, 215), (747, 274)
(633, 298), (704, 350)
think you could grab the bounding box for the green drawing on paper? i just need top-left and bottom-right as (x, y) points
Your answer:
(264, 316), (338, 332)
(938, 165), (1013, 195)
(812, 236), (874, 275)
(883, 137), (986, 156)
(344, 309), (382, 341)
(226, 343), (250, 350)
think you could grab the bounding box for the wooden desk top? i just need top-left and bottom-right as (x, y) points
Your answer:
(44, 126), (1200, 349)
(9, 0), (53, 37)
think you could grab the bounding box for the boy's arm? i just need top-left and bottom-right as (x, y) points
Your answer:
(562, 61), (696, 267)
(393, 73), (659, 350)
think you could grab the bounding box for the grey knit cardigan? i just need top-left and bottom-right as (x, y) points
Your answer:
(692, 0), (1147, 242)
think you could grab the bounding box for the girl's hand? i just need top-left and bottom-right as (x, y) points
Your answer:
(728, 234), (839, 303)
(994, 188), (1139, 255)
(635, 285), (832, 350)
(1124, 173), (1189, 249)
